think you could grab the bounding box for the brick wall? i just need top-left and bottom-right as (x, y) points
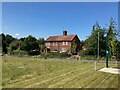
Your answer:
(45, 36), (81, 53)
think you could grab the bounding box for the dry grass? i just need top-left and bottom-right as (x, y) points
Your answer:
(2, 56), (119, 88)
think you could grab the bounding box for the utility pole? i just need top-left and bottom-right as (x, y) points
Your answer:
(94, 31), (99, 71)
(98, 32), (99, 59)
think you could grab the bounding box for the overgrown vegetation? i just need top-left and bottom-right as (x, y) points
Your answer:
(83, 18), (120, 60)
(32, 52), (70, 59)
(8, 50), (28, 57)
(0, 34), (45, 56)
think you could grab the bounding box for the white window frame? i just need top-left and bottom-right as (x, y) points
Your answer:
(63, 41), (65, 45)
(56, 42), (58, 46)
(53, 42), (55, 46)
(62, 48), (66, 52)
(66, 41), (68, 45)
(46, 42), (50, 45)
(48, 42), (50, 45)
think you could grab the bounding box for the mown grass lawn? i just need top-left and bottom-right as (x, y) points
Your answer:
(2, 56), (119, 88)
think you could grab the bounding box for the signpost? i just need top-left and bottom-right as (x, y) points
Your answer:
(106, 50), (109, 68)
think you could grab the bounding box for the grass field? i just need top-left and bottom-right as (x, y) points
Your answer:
(2, 56), (119, 88)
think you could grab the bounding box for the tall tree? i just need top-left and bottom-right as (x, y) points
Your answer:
(23, 35), (40, 55)
(107, 18), (118, 57)
(8, 40), (19, 51)
(71, 42), (77, 54)
(5, 34), (16, 47)
(0, 33), (16, 54)
(84, 22), (106, 56)
(0, 33), (7, 53)
(116, 41), (120, 60)
(37, 38), (45, 53)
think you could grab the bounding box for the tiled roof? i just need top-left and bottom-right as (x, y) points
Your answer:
(46, 35), (77, 42)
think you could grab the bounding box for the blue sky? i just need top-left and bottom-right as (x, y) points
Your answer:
(2, 2), (118, 40)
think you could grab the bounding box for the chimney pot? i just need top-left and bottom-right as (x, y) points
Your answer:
(63, 31), (67, 36)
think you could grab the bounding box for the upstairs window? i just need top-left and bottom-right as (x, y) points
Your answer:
(63, 41), (65, 45)
(55, 42), (58, 46)
(53, 42), (58, 46)
(53, 42), (55, 46)
(48, 42), (50, 45)
(66, 41), (68, 45)
(46, 42), (50, 46)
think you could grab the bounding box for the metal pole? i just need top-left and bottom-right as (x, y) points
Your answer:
(94, 31), (99, 71)
(106, 33), (108, 68)
(98, 32), (99, 59)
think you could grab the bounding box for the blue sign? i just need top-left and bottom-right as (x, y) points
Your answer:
(106, 51), (109, 57)
(106, 51), (108, 54)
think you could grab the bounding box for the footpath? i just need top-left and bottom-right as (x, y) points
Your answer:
(99, 67), (120, 74)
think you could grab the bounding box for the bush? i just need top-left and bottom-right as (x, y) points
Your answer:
(9, 50), (28, 56)
(40, 52), (69, 59)
(80, 55), (97, 60)
(28, 50), (40, 55)
(59, 52), (69, 58)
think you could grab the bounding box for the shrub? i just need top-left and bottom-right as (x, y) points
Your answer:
(79, 50), (87, 57)
(28, 50), (40, 55)
(80, 55), (97, 60)
(9, 50), (28, 56)
(59, 52), (69, 58)
(40, 52), (69, 59)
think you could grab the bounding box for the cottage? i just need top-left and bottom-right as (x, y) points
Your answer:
(45, 31), (81, 54)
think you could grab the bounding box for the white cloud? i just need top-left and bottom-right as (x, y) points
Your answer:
(15, 33), (19, 36)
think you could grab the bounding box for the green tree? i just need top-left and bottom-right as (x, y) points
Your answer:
(84, 22), (106, 56)
(37, 38), (45, 53)
(24, 35), (40, 55)
(0, 33), (7, 53)
(116, 41), (120, 60)
(107, 18), (118, 57)
(37, 38), (45, 45)
(19, 37), (26, 42)
(9, 40), (19, 51)
(0, 33), (16, 54)
(71, 42), (77, 54)
(5, 34), (16, 47)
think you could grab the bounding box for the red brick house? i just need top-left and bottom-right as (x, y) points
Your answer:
(45, 31), (81, 54)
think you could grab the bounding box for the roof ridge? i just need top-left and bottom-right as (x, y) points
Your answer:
(46, 34), (78, 41)
(49, 34), (76, 37)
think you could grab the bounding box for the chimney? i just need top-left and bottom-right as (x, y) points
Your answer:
(63, 30), (67, 36)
